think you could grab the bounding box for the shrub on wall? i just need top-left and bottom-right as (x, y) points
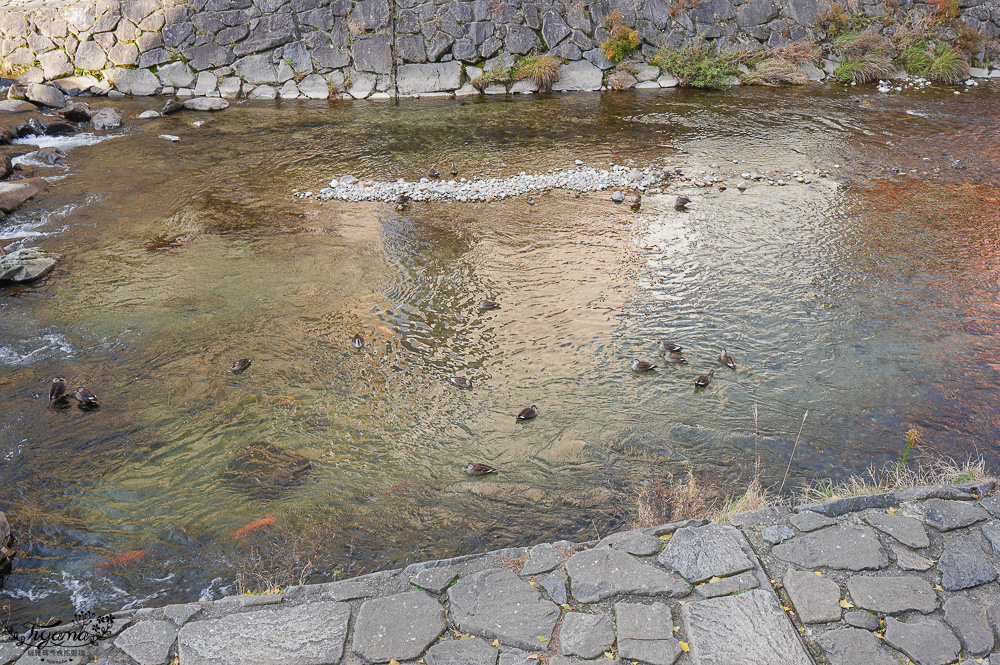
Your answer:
(601, 11), (641, 64)
(651, 43), (743, 89)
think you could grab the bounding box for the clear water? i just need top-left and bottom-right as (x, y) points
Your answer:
(1, 84), (999, 622)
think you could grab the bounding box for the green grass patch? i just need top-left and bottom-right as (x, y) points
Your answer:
(651, 43), (744, 90)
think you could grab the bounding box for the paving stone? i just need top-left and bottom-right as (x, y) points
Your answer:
(772, 526), (888, 571)
(538, 569), (568, 604)
(924, 498), (989, 531)
(844, 610), (880, 630)
(890, 543), (934, 571)
(113, 620), (177, 665)
(680, 589), (811, 665)
(982, 520), (1000, 557)
(796, 493), (898, 517)
(178, 601), (350, 665)
(162, 603), (201, 625)
(816, 628), (899, 665)
(411, 566), (457, 593)
(448, 568), (560, 650)
(956, 480), (996, 496)
(694, 570), (759, 598)
(981, 493), (1000, 518)
(864, 513), (929, 548)
(938, 535), (998, 591)
(499, 648), (537, 665)
(352, 591), (445, 663)
(846, 575), (938, 614)
(615, 601), (681, 665)
(569, 547), (690, 602)
(598, 530), (663, 556)
(658, 523), (754, 583)
(730, 507), (790, 528)
(783, 569), (841, 624)
(896, 485), (974, 501)
(883, 617), (961, 665)
(645, 518), (710, 536)
(424, 637), (498, 665)
(0, 641), (25, 665)
(789, 511), (837, 532)
(944, 596), (994, 657)
(762, 525), (794, 544)
(560, 612), (614, 659)
(521, 543), (565, 575)
(986, 602), (1000, 641)
(285, 575), (378, 601)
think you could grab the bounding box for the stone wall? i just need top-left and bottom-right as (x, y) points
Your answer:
(0, 0), (998, 100)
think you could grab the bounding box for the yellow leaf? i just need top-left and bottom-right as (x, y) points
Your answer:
(389, 661), (400, 665)
(798, 627), (805, 633)
(529, 581), (536, 586)
(708, 576), (723, 583)
(935, 584), (944, 591)
(874, 632), (884, 639)
(673, 626), (680, 632)
(780, 605), (791, 612)
(537, 636), (548, 642)
(604, 652), (614, 658)
(678, 600), (686, 606)
(886, 507), (896, 515)
(527, 655), (541, 661)
(491, 640), (501, 647)
(814, 571), (823, 577)
(769, 579), (776, 584)
(679, 641), (690, 653)
(560, 604), (571, 610)
(839, 599), (854, 609)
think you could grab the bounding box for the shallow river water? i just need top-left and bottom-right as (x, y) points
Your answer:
(1, 84), (999, 622)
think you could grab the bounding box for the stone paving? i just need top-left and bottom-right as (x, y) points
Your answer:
(5, 480), (1000, 664)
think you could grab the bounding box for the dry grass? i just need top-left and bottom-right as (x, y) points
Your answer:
(767, 40), (821, 64)
(800, 456), (994, 503)
(741, 59), (809, 86)
(514, 53), (562, 92)
(233, 515), (344, 594)
(621, 456), (717, 528)
(606, 70), (636, 90)
(713, 477), (775, 523)
(0, 61), (27, 78)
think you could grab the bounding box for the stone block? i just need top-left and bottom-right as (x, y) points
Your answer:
(114, 620), (177, 665)
(883, 617), (960, 665)
(944, 596), (994, 656)
(658, 523), (754, 583)
(353, 34), (392, 73)
(559, 612), (614, 659)
(397, 62), (463, 95)
(845, 575), (938, 615)
(938, 535), (998, 591)
(924, 498), (988, 530)
(783, 569), (841, 623)
(352, 591), (445, 663)
(772, 526), (888, 571)
(569, 547), (690, 602)
(424, 637), (498, 665)
(817, 628), (898, 665)
(615, 602), (681, 665)
(864, 513), (929, 548)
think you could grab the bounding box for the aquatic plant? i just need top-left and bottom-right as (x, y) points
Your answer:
(651, 43), (742, 89)
(600, 11), (641, 65)
(741, 59), (809, 86)
(618, 456), (717, 528)
(513, 53), (562, 92)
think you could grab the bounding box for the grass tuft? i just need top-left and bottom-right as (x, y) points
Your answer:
(767, 40), (822, 64)
(928, 42), (969, 83)
(471, 65), (514, 92)
(741, 59), (809, 86)
(513, 53), (562, 92)
(651, 43), (744, 89)
(833, 56), (895, 84)
(620, 456), (717, 528)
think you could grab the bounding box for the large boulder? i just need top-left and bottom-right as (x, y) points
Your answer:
(106, 67), (160, 96)
(181, 97), (229, 111)
(0, 247), (60, 282)
(220, 442), (312, 499)
(91, 107), (122, 130)
(551, 60), (602, 91)
(0, 178), (47, 213)
(26, 83), (68, 108)
(0, 100), (35, 113)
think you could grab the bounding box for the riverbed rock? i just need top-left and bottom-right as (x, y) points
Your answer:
(57, 102), (92, 122)
(0, 100), (35, 113)
(179, 601), (349, 665)
(0, 154), (11, 178)
(397, 62), (462, 95)
(182, 97), (229, 111)
(352, 591), (445, 663)
(0, 177), (47, 213)
(569, 547), (690, 601)
(0, 247), (60, 282)
(220, 441), (312, 499)
(91, 107), (122, 130)
(26, 83), (67, 108)
(447, 568), (560, 650)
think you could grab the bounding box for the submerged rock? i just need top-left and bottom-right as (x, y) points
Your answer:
(35, 146), (67, 165)
(0, 177), (47, 213)
(182, 97), (229, 112)
(0, 247), (60, 282)
(220, 441), (312, 499)
(57, 101), (92, 123)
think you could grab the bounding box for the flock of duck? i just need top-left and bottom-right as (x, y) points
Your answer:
(45, 299), (738, 479)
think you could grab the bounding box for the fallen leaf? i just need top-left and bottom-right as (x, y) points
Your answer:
(560, 604), (571, 610)
(679, 641), (690, 653)
(840, 599), (854, 609)
(935, 584), (944, 591)
(673, 626), (680, 632)
(798, 627), (805, 633)
(678, 600), (686, 606)
(604, 652), (614, 659)
(886, 507), (896, 515)
(814, 571), (823, 577)
(537, 636), (548, 642)
(492, 640), (501, 647)
(708, 576), (723, 583)
(527, 655), (541, 661)
(389, 660), (400, 665)
(529, 581), (536, 586)
(780, 605), (791, 612)
(874, 632), (885, 639)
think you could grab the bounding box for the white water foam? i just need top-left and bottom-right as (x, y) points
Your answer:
(0, 333), (75, 366)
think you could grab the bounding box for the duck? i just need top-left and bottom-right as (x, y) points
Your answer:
(631, 360), (657, 372)
(448, 376), (472, 388)
(449, 162), (458, 177)
(662, 353), (687, 364)
(465, 462), (498, 476)
(478, 300), (500, 310)
(351, 334), (365, 349)
(49, 377), (68, 402)
(395, 193), (411, 210)
(516, 405), (538, 421)
(694, 370), (715, 388)
(720, 349), (736, 370)
(626, 192), (641, 210)
(658, 341), (682, 354)
(74, 386), (100, 408)
(231, 358), (252, 372)
(674, 196), (691, 210)
(428, 167), (440, 178)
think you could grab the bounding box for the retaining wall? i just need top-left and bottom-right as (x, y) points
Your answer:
(0, 0), (998, 99)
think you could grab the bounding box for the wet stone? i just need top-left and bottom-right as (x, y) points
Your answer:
(681, 589), (812, 665)
(891, 543), (934, 571)
(938, 535), (998, 591)
(695, 570), (759, 598)
(789, 511), (837, 532)
(0, 641), (25, 665)
(943, 595), (994, 657)
(783, 569), (841, 624)
(846, 575), (938, 615)
(521, 542), (565, 575)
(772, 526), (888, 571)
(796, 493), (898, 517)
(114, 620), (177, 665)
(568, 547), (690, 602)
(220, 441), (312, 500)
(817, 628), (899, 665)
(560, 612), (614, 659)
(658, 522), (754, 583)
(615, 601), (681, 665)
(864, 513), (929, 548)
(924, 498), (988, 531)
(730, 507), (790, 528)
(538, 569), (568, 604)
(448, 568), (560, 650)
(981, 519), (1000, 557)
(352, 591), (446, 663)
(762, 525), (794, 544)
(411, 566), (457, 593)
(844, 610), (880, 630)
(598, 530), (663, 556)
(424, 637), (498, 665)
(883, 617), (961, 665)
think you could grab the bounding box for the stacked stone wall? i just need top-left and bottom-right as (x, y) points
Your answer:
(0, 0), (998, 99)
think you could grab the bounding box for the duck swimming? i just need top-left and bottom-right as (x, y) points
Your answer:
(351, 334), (365, 348)
(450, 162), (458, 177)
(74, 386), (100, 408)
(663, 353), (687, 364)
(448, 376), (472, 388)
(694, 370), (715, 388)
(631, 360), (657, 372)
(675, 196), (691, 210)
(516, 405), (538, 421)
(465, 462), (498, 476)
(478, 300), (500, 310)
(428, 167), (440, 178)
(658, 341), (682, 354)
(231, 358), (252, 372)
(720, 350), (736, 370)
(49, 377), (68, 402)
